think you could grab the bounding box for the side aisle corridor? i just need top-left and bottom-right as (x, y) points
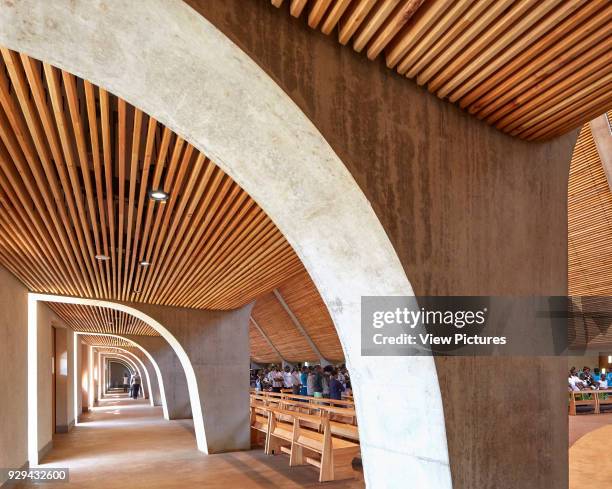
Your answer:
(19, 392), (363, 489)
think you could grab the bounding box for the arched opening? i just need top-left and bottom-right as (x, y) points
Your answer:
(567, 115), (612, 487)
(28, 295), (202, 462)
(0, 2), (449, 487)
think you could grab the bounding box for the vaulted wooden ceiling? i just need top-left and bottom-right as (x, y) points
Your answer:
(46, 303), (158, 336)
(250, 266), (344, 363)
(79, 334), (133, 347)
(0, 47), (302, 310)
(44, 264), (345, 363)
(0, 47), (344, 364)
(569, 113), (612, 297)
(268, 0), (612, 140)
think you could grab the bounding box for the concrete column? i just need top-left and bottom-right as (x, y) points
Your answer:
(320, 358), (333, 368)
(80, 343), (89, 414)
(129, 301), (253, 453)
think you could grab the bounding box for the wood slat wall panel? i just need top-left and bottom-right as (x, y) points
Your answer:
(0, 49), (303, 310)
(568, 118), (612, 296)
(267, 0), (612, 140)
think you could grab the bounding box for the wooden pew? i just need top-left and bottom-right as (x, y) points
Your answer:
(250, 406), (269, 446)
(596, 389), (612, 413)
(266, 408), (360, 482)
(569, 390), (597, 415)
(261, 405), (359, 442)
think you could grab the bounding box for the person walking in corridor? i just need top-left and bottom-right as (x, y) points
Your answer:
(130, 373), (141, 399)
(122, 373), (129, 393)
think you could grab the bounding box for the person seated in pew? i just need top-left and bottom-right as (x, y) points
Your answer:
(569, 367), (586, 391)
(598, 375), (608, 390)
(329, 369), (345, 401)
(580, 366), (596, 389)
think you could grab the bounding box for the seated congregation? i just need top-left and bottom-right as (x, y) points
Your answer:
(568, 366), (612, 416)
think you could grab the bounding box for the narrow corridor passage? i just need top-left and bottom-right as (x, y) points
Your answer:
(20, 393), (363, 489)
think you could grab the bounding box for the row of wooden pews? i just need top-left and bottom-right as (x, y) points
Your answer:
(569, 389), (612, 415)
(250, 391), (360, 482)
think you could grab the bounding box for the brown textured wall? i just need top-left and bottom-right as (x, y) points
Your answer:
(185, 2), (575, 488)
(0, 266), (28, 481)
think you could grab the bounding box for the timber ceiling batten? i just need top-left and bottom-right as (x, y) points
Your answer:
(250, 266), (345, 363)
(0, 48), (302, 309)
(46, 302), (159, 336)
(568, 115), (612, 297)
(268, 0), (612, 140)
(78, 335), (133, 347)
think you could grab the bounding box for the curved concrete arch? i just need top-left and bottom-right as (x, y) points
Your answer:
(101, 348), (154, 403)
(105, 357), (135, 377)
(76, 331), (167, 417)
(8, 3), (450, 486)
(78, 334), (158, 408)
(28, 295), (196, 464)
(102, 353), (147, 399)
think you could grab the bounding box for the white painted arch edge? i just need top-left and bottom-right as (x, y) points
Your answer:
(101, 353), (141, 393)
(28, 293), (206, 464)
(94, 345), (153, 403)
(5, 2), (450, 486)
(77, 333), (165, 411)
(100, 352), (149, 401)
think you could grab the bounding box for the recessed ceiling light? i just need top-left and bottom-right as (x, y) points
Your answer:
(148, 189), (169, 202)
(95, 254), (110, 261)
(133, 289), (141, 294)
(139, 260), (151, 267)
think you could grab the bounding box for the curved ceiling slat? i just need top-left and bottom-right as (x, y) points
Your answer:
(0, 49), (303, 310)
(268, 0), (612, 140)
(569, 114), (612, 297)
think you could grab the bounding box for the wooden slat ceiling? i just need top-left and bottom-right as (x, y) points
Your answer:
(46, 302), (159, 336)
(42, 266), (345, 364)
(79, 334), (133, 347)
(250, 265), (344, 363)
(0, 48), (345, 365)
(0, 47), (302, 310)
(568, 116), (612, 297)
(95, 346), (141, 357)
(268, 0), (612, 140)
(568, 114), (612, 348)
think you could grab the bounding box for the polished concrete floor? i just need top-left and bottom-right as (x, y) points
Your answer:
(21, 393), (364, 489)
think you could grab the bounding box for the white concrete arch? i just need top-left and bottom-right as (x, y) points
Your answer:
(100, 348), (153, 402)
(101, 353), (146, 398)
(7, 3), (450, 486)
(76, 333), (158, 409)
(28, 294), (200, 465)
(105, 357), (135, 377)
